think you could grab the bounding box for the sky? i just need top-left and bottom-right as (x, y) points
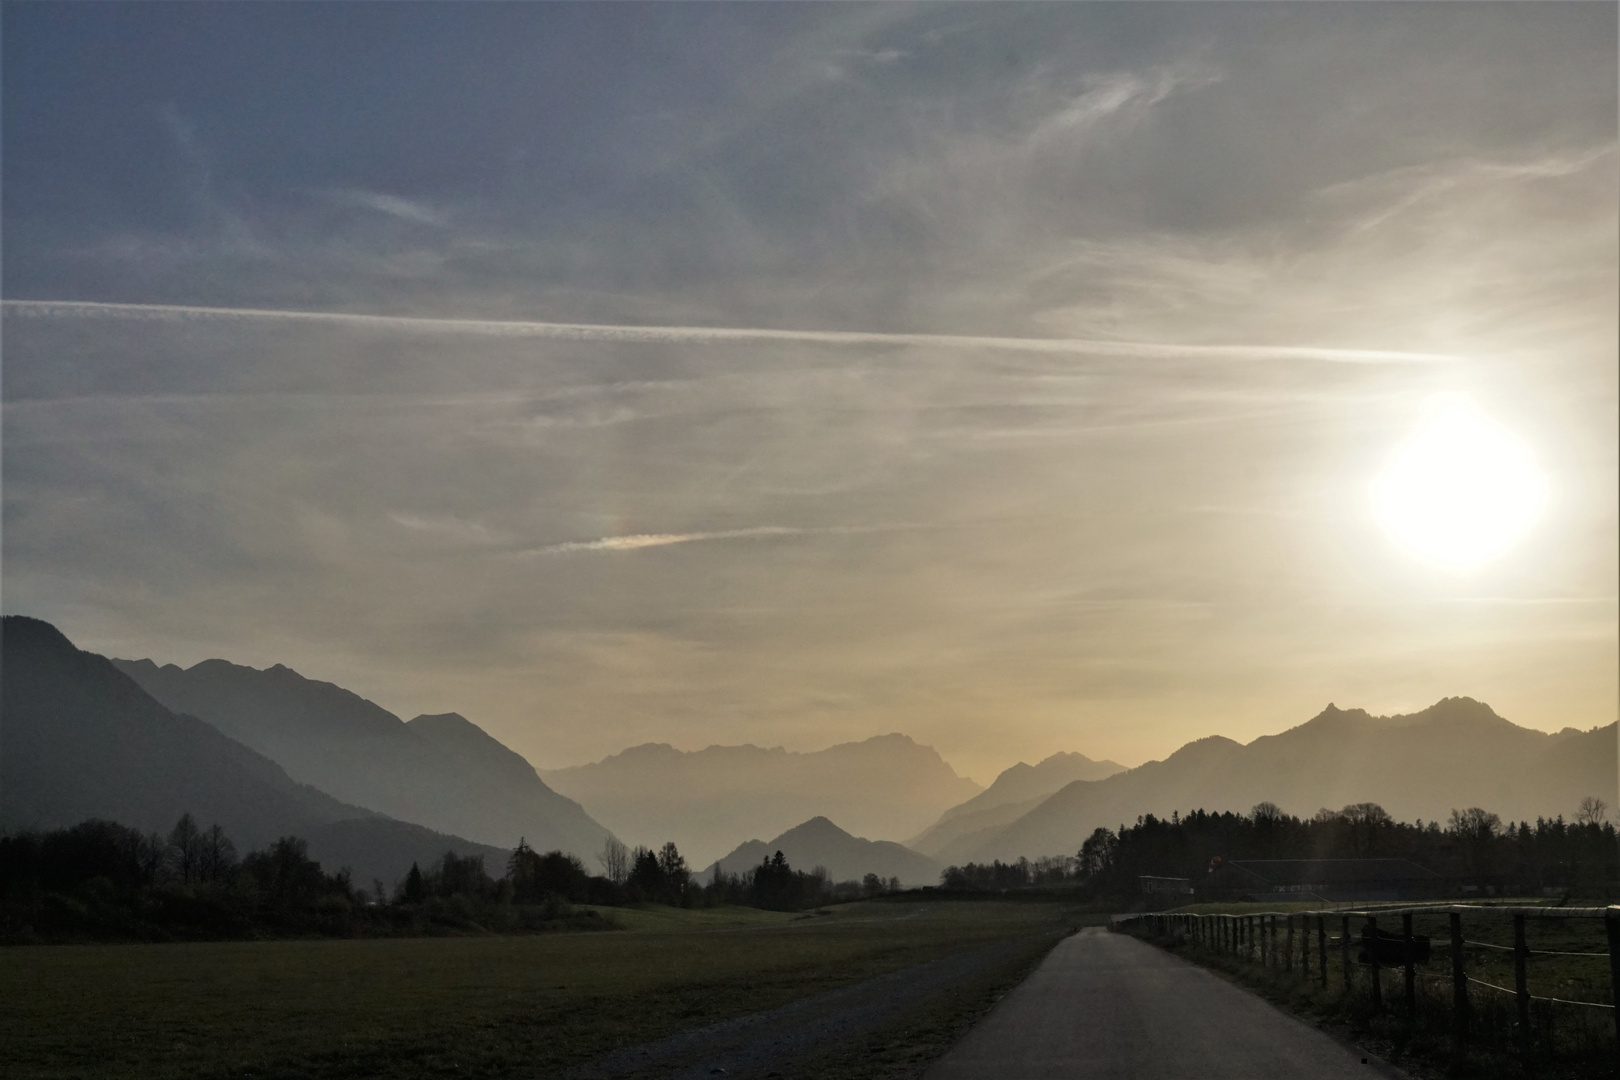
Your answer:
(3, 3), (1615, 784)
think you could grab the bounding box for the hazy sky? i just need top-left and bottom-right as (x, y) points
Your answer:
(4, 3), (1615, 783)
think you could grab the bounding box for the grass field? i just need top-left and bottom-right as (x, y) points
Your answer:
(1, 897), (1085, 1080)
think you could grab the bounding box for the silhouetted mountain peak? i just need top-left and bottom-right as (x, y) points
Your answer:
(615, 742), (685, 760)
(708, 814), (939, 886)
(110, 649), (614, 858)
(779, 815), (851, 842)
(1407, 696), (1504, 725)
(408, 710), (475, 731)
(1162, 734), (1242, 762)
(3, 614), (79, 653)
(1303, 702), (1373, 725)
(544, 733), (979, 864)
(951, 695), (1605, 865)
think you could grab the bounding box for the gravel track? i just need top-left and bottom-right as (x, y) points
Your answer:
(553, 935), (1047, 1080)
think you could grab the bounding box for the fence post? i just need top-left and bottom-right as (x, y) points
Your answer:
(1286, 914), (1295, 973)
(1605, 911), (1620, 1055)
(1318, 915), (1327, 988)
(1513, 912), (1530, 1057)
(1261, 914), (1270, 967)
(1366, 915), (1382, 1011)
(1450, 911), (1467, 1063)
(1402, 912), (1415, 1021)
(1341, 914), (1353, 992)
(1300, 914), (1308, 979)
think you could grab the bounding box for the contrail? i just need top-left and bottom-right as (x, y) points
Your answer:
(518, 526), (802, 555)
(1, 300), (1460, 365)
(515, 522), (927, 555)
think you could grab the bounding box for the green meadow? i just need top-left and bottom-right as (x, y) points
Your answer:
(2, 898), (1086, 1080)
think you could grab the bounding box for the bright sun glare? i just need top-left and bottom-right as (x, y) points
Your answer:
(1372, 398), (1548, 572)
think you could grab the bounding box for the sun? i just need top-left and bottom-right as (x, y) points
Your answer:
(1371, 398), (1548, 572)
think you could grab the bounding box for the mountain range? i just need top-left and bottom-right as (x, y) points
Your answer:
(933, 698), (1614, 865)
(906, 750), (1126, 857)
(539, 735), (982, 866)
(1, 616), (508, 887)
(11, 614), (1607, 886)
(111, 655), (612, 861)
(705, 816), (941, 888)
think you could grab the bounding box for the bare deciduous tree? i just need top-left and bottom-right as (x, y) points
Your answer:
(1576, 796), (1609, 826)
(1251, 802), (1284, 823)
(1448, 807), (1502, 838)
(197, 823), (236, 882)
(168, 813), (202, 883)
(597, 835), (631, 884)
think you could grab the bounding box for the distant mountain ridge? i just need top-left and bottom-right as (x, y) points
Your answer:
(906, 750), (1126, 856)
(540, 734), (982, 865)
(111, 656), (612, 861)
(706, 816), (941, 888)
(949, 698), (1615, 865)
(2, 616), (507, 886)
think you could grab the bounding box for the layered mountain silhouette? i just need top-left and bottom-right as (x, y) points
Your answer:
(540, 735), (982, 866)
(2, 616), (507, 886)
(706, 817), (941, 888)
(945, 698), (1615, 865)
(906, 750), (1126, 857)
(111, 655), (612, 861)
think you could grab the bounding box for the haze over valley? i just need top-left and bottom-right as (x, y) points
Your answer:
(6, 615), (1605, 893)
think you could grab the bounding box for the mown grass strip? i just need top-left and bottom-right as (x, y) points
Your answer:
(1, 899), (1078, 1080)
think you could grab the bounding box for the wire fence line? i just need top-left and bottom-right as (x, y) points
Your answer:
(1116, 903), (1620, 1068)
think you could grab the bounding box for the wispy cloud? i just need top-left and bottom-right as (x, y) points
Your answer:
(323, 189), (449, 227)
(0, 301), (1460, 365)
(520, 526), (802, 555)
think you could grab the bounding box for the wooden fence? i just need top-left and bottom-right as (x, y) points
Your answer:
(1117, 903), (1619, 1066)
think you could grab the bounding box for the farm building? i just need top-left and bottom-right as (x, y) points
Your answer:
(1139, 875), (1195, 896)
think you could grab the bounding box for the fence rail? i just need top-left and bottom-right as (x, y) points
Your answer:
(1115, 903), (1620, 1067)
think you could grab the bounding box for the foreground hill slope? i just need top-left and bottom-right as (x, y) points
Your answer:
(957, 698), (1614, 864)
(113, 657), (612, 861)
(2, 616), (506, 885)
(907, 750), (1126, 856)
(706, 816), (941, 888)
(540, 734), (981, 865)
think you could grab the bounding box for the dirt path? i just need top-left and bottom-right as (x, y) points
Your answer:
(924, 927), (1410, 1080)
(553, 935), (1047, 1080)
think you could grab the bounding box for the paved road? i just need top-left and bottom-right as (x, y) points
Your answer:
(926, 926), (1407, 1080)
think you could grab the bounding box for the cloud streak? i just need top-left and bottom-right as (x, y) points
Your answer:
(1, 300), (1460, 365)
(521, 526), (802, 555)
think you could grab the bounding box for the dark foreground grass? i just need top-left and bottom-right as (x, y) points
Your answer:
(1, 898), (1083, 1080)
(1127, 918), (1615, 1080)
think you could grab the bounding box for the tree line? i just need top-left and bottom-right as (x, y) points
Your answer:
(938, 798), (1619, 901)
(0, 816), (902, 942)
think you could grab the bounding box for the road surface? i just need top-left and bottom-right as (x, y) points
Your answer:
(926, 926), (1407, 1080)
